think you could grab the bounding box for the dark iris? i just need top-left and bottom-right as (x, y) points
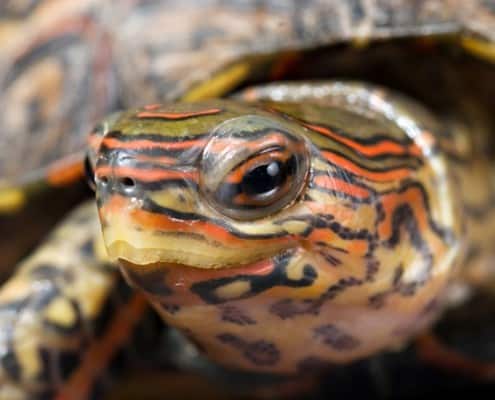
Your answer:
(84, 155), (96, 191)
(241, 156), (296, 198)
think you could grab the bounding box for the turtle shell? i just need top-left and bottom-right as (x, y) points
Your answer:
(0, 0), (494, 194)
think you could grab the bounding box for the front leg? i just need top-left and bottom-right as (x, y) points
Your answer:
(0, 201), (148, 400)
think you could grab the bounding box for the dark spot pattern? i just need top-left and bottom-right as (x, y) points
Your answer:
(217, 333), (280, 366)
(313, 324), (360, 351)
(220, 305), (256, 325)
(270, 276), (363, 319)
(270, 298), (319, 319)
(30, 264), (74, 283)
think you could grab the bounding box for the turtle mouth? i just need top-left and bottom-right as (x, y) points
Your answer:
(119, 256), (276, 279)
(106, 239), (289, 270)
(118, 255), (282, 305)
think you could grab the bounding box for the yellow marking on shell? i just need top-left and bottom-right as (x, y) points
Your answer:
(214, 280), (251, 300)
(460, 37), (495, 63)
(0, 186), (26, 213)
(44, 297), (77, 328)
(72, 269), (114, 320)
(181, 61), (251, 101)
(14, 331), (42, 381)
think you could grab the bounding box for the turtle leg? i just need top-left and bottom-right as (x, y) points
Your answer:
(416, 333), (495, 380)
(0, 201), (150, 400)
(415, 289), (495, 381)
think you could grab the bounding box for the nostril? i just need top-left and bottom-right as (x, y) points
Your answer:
(120, 177), (136, 189)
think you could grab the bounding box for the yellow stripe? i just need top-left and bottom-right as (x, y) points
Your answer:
(460, 36), (495, 63)
(0, 186), (26, 213)
(181, 61), (251, 101)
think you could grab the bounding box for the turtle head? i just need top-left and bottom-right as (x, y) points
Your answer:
(92, 101), (313, 271)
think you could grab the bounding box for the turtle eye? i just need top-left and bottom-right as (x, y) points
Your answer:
(84, 154), (96, 191)
(201, 115), (310, 220)
(217, 149), (296, 208)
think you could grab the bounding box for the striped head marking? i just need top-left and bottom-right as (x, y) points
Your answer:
(92, 101), (314, 269)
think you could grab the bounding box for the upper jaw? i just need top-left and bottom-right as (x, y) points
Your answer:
(106, 239), (291, 270)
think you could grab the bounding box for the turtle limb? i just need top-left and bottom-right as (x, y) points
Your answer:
(415, 289), (495, 381)
(416, 333), (495, 380)
(0, 201), (148, 399)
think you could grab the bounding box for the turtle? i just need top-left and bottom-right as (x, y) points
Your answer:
(1, 0), (495, 399)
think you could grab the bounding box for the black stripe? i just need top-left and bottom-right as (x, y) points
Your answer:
(140, 198), (291, 240)
(104, 130), (209, 142)
(319, 149), (421, 173)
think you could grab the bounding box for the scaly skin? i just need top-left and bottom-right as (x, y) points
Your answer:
(92, 82), (495, 374)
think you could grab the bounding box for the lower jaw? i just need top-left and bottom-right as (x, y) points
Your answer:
(118, 256), (278, 293)
(116, 257), (442, 376)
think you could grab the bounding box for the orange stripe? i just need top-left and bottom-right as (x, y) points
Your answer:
(136, 108), (222, 120)
(101, 196), (291, 247)
(55, 293), (148, 400)
(378, 185), (428, 238)
(96, 166), (198, 182)
(129, 208), (286, 246)
(417, 333), (495, 380)
(313, 175), (371, 200)
(132, 154), (177, 165)
(47, 156), (84, 186)
(306, 229), (368, 255)
(304, 123), (422, 157)
(322, 151), (412, 182)
(166, 258), (276, 286)
(101, 137), (206, 151)
(100, 131), (292, 154)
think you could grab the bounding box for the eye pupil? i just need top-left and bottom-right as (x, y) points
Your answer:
(241, 161), (285, 197)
